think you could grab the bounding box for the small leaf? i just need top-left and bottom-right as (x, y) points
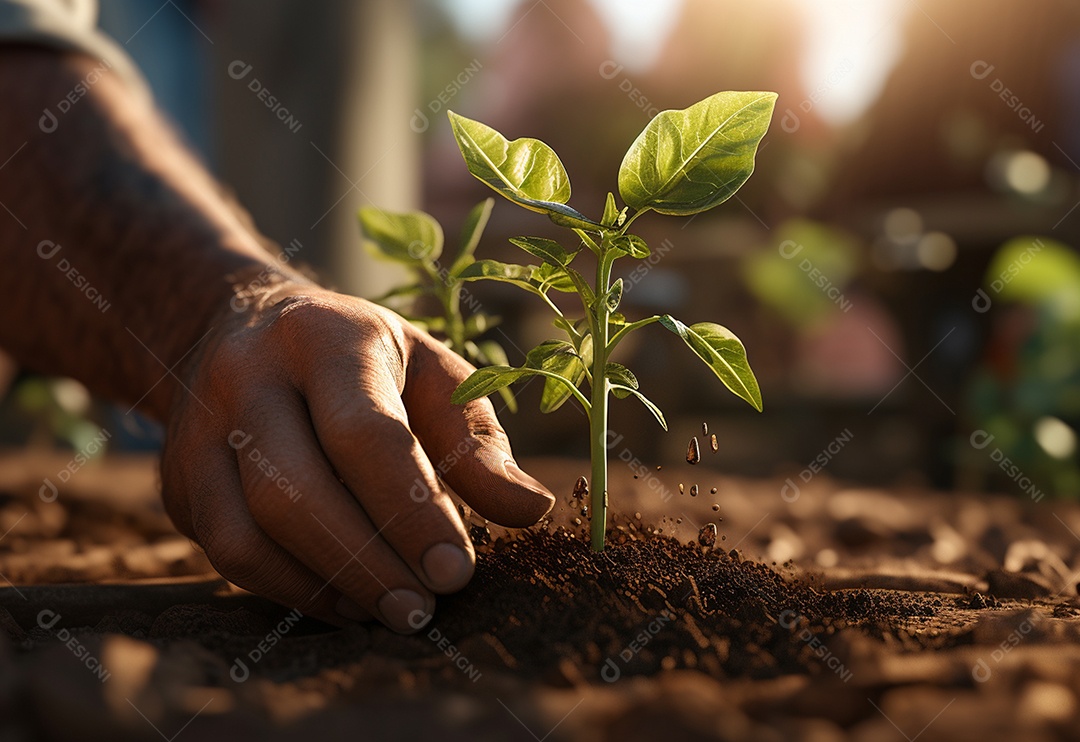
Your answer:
(450, 198), (495, 277)
(602, 192), (619, 227)
(359, 207), (444, 263)
(605, 362), (638, 392)
(543, 202), (605, 231)
(457, 259), (536, 292)
(618, 91), (777, 216)
(527, 340), (586, 413)
(609, 234), (650, 259)
(451, 366), (533, 405)
(510, 236), (576, 267)
(610, 384), (668, 430)
(600, 279), (624, 313)
(659, 315), (763, 411)
(533, 262), (576, 293)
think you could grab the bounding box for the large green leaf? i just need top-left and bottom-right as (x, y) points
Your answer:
(527, 340), (587, 413)
(448, 111), (571, 212)
(449, 198), (494, 278)
(658, 315), (763, 411)
(618, 91), (777, 216)
(358, 207), (443, 263)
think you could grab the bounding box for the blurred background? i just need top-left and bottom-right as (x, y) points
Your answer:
(2, 0), (1079, 500)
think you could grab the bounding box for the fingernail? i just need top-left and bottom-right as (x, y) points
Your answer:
(504, 460), (554, 497)
(422, 542), (473, 592)
(335, 596), (371, 623)
(378, 589), (430, 634)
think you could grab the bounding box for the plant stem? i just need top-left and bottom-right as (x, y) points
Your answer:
(446, 287), (465, 354)
(589, 247), (614, 551)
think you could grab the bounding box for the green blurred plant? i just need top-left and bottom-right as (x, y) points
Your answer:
(964, 236), (1080, 498)
(12, 376), (106, 452)
(359, 199), (517, 412)
(445, 91), (777, 550)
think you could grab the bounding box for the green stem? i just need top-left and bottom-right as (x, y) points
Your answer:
(446, 286), (465, 354)
(589, 245), (614, 551)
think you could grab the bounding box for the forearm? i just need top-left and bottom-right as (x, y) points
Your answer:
(0, 47), (312, 419)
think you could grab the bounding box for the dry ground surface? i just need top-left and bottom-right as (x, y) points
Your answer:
(1, 450), (1079, 741)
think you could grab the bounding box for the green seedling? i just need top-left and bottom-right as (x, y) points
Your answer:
(358, 199), (517, 411)
(446, 91), (777, 551)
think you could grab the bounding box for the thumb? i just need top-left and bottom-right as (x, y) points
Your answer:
(403, 337), (555, 527)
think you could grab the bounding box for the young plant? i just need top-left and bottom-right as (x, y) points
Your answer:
(446, 91), (777, 551)
(358, 199), (516, 411)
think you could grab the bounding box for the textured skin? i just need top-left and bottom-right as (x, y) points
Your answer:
(0, 49), (553, 632)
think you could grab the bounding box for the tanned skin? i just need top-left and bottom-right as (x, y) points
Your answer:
(0, 48), (554, 633)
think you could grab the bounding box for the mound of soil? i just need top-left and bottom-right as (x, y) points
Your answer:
(2, 451), (1080, 741)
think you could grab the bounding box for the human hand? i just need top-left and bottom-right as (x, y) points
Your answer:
(160, 288), (554, 632)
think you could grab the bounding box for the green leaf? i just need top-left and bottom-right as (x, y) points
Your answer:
(451, 366), (534, 405)
(658, 315), (763, 411)
(602, 192), (619, 227)
(609, 234), (650, 259)
(600, 279), (624, 313)
(543, 202), (605, 231)
(527, 340), (587, 413)
(618, 91), (777, 216)
(510, 236), (576, 267)
(534, 262), (577, 293)
(448, 111), (573, 215)
(358, 207), (443, 263)
(450, 198), (495, 278)
(452, 364), (586, 410)
(457, 259), (536, 290)
(605, 362), (638, 392)
(610, 384), (668, 430)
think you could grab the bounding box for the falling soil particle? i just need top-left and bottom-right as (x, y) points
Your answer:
(686, 437), (701, 465)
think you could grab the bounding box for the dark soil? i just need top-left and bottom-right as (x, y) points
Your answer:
(3, 451), (1080, 741)
(423, 523), (938, 684)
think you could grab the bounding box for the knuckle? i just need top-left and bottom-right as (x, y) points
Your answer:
(198, 522), (259, 585)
